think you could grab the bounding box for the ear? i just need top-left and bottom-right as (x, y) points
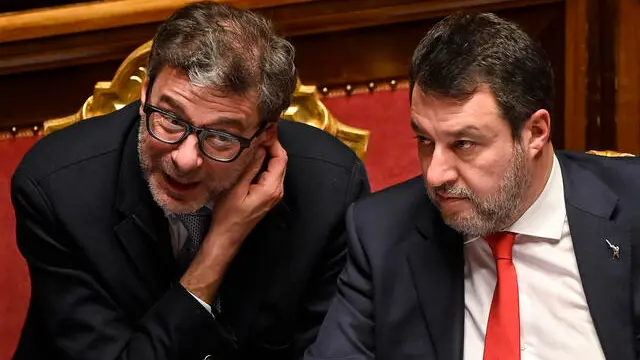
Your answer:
(521, 109), (551, 158)
(262, 121), (279, 145)
(139, 77), (150, 117)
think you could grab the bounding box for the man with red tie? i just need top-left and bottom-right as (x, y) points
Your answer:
(305, 11), (640, 360)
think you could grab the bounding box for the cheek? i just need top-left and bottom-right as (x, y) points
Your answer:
(459, 170), (493, 198)
(196, 145), (258, 187)
(199, 159), (243, 184)
(140, 137), (175, 170)
(458, 157), (509, 198)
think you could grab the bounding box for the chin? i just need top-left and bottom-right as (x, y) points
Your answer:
(439, 201), (471, 219)
(162, 199), (204, 214)
(148, 174), (208, 214)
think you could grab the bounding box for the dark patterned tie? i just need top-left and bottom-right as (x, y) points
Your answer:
(176, 207), (222, 313)
(176, 207), (211, 267)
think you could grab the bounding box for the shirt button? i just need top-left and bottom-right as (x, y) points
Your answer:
(521, 344), (526, 351)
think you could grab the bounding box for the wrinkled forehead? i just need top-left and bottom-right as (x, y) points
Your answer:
(147, 67), (261, 130)
(410, 86), (506, 136)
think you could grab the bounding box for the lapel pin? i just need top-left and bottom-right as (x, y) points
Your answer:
(605, 239), (620, 259)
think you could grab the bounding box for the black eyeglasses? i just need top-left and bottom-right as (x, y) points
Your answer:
(142, 77), (267, 162)
(142, 104), (267, 162)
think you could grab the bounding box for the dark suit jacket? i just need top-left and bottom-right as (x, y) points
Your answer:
(11, 101), (370, 360)
(305, 151), (640, 360)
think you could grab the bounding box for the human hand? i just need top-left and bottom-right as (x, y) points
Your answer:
(180, 132), (287, 303)
(207, 134), (288, 249)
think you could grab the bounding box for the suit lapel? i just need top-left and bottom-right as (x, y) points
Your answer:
(559, 155), (634, 360)
(407, 196), (465, 360)
(218, 198), (291, 343)
(114, 118), (175, 303)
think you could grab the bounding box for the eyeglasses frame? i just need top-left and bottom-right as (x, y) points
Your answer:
(142, 76), (268, 163)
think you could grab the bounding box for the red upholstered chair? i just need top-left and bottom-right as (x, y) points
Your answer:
(321, 86), (421, 190)
(0, 135), (41, 359)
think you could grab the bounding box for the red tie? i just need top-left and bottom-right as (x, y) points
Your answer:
(483, 232), (520, 360)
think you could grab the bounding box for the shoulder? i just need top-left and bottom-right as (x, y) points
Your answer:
(350, 176), (428, 238)
(344, 176), (438, 265)
(14, 102), (139, 182)
(556, 150), (640, 218)
(278, 121), (369, 202)
(353, 176), (426, 219)
(557, 150), (640, 183)
(278, 120), (360, 171)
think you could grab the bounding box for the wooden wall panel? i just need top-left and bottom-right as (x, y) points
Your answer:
(615, 0), (640, 154)
(1, 61), (123, 129)
(564, 0), (589, 151)
(0, 0), (573, 150)
(584, 0), (618, 151)
(293, 3), (566, 146)
(0, 0), (89, 14)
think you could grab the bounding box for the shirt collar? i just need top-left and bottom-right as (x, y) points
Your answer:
(504, 154), (565, 241)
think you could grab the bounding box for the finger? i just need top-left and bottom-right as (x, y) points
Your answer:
(262, 139), (288, 183)
(236, 146), (266, 194)
(254, 144), (287, 192)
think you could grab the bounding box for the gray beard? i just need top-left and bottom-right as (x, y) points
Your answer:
(136, 118), (247, 215)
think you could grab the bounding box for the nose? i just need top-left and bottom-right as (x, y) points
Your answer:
(171, 133), (204, 173)
(423, 146), (458, 188)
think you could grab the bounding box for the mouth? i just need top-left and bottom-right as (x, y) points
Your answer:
(436, 193), (467, 204)
(162, 173), (201, 193)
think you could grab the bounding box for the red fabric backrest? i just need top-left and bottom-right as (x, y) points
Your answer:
(322, 88), (420, 191)
(0, 136), (39, 359)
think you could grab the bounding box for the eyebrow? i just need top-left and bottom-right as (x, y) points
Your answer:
(410, 118), (424, 134)
(156, 94), (246, 132)
(410, 119), (484, 139)
(448, 125), (483, 139)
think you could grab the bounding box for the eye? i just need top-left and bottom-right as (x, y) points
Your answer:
(205, 133), (235, 148)
(150, 111), (185, 133)
(165, 117), (182, 128)
(453, 140), (475, 150)
(415, 135), (433, 146)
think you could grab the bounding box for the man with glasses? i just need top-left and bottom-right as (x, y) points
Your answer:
(11, 2), (369, 360)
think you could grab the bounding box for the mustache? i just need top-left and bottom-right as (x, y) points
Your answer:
(160, 159), (204, 183)
(430, 183), (474, 199)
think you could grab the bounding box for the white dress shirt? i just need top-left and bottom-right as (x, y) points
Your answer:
(167, 205), (214, 313)
(463, 155), (606, 360)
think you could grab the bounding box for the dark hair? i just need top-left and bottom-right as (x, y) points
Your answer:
(409, 12), (554, 138)
(147, 2), (297, 122)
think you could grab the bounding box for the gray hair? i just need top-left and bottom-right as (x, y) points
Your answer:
(147, 2), (297, 121)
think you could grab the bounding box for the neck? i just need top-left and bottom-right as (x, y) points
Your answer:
(513, 143), (555, 225)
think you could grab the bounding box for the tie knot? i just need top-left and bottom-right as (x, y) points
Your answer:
(484, 232), (516, 260)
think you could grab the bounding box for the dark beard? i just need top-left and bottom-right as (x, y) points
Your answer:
(427, 144), (531, 237)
